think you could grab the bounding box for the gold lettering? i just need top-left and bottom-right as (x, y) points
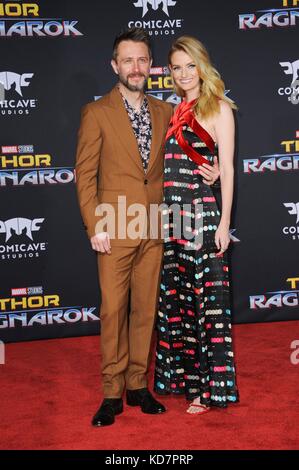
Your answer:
(286, 277), (299, 289)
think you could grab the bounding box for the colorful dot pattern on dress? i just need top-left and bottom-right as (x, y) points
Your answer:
(154, 125), (239, 408)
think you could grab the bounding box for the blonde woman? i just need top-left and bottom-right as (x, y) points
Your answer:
(154, 36), (239, 414)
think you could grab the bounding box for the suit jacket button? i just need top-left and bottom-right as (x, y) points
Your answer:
(144, 179), (148, 185)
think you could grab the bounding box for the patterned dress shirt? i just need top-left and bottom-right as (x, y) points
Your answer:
(121, 93), (152, 173)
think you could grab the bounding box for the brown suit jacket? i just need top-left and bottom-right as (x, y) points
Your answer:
(75, 86), (173, 245)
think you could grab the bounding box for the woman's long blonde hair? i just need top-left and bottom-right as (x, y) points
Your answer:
(168, 36), (237, 120)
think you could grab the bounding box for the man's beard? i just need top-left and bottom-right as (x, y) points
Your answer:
(119, 72), (148, 92)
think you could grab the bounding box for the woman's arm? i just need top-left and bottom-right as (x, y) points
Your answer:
(214, 100), (235, 252)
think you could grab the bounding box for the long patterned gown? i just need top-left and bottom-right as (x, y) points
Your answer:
(154, 103), (239, 408)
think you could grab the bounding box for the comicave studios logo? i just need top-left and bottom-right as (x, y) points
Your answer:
(0, 217), (47, 260)
(279, 60), (299, 105)
(134, 0), (176, 16)
(0, 287), (98, 330)
(129, 0), (183, 36)
(283, 202), (299, 240)
(0, 71), (37, 116)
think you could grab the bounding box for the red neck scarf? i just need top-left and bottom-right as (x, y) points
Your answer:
(166, 99), (215, 166)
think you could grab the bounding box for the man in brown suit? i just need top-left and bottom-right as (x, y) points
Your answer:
(76, 28), (219, 427)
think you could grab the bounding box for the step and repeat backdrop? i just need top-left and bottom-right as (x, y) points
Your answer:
(0, 0), (298, 342)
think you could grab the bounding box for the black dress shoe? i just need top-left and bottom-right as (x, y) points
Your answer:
(91, 398), (123, 427)
(126, 388), (166, 414)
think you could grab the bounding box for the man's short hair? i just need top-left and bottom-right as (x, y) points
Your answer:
(112, 27), (152, 61)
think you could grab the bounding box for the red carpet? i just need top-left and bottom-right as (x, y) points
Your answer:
(1, 321), (299, 450)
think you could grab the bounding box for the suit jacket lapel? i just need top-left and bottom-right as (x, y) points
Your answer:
(147, 96), (164, 175)
(104, 86), (144, 174)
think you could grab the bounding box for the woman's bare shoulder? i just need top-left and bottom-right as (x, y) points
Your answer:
(215, 99), (234, 122)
